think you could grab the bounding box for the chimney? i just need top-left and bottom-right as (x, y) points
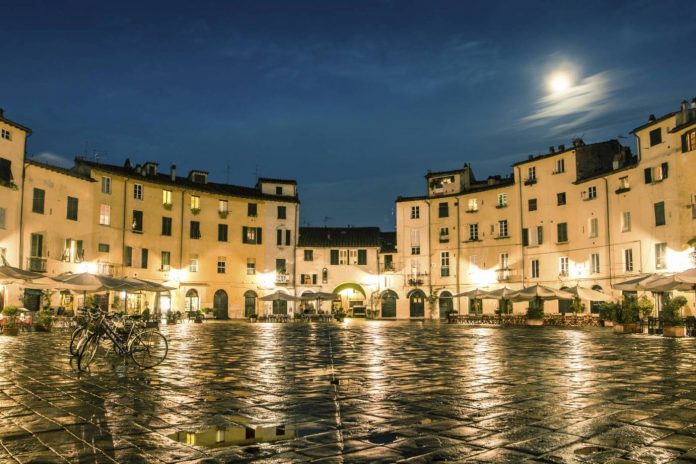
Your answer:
(170, 164), (176, 181)
(648, 114), (656, 122)
(558, 144), (565, 151)
(0, 108), (4, 118)
(549, 146), (555, 154)
(691, 98), (696, 110)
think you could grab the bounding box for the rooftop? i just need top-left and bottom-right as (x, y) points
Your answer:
(0, 109), (32, 134)
(298, 227), (382, 248)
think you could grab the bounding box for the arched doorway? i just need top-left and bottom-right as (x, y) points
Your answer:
(273, 300), (288, 315)
(332, 283), (366, 311)
(381, 290), (398, 318)
(244, 290), (257, 317)
(439, 291), (453, 318)
(185, 289), (199, 313)
(213, 289), (228, 319)
(590, 285), (604, 314)
(559, 286), (572, 314)
(408, 289), (425, 318)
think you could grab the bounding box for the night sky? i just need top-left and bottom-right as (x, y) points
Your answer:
(2, 0), (695, 229)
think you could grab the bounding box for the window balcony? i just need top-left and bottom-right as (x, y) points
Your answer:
(408, 278), (424, 286)
(380, 262), (399, 273)
(496, 267), (520, 282)
(439, 235), (450, 243)
(615, 187), (630, 194)
(495, 203), (508, 209)
(27, 257), (47, 273)
(275, 273), (290, 284)
(523, 177), (537, 186)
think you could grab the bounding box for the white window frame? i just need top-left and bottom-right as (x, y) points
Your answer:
(190, 195), (200, 210)
(621, 211), (631, 232)
(559, 256), (569, 277)
(99, 204), (111, 226)
(468, 198), (478, 211)
(555, 158), (565, 174)
(590, 253), (600, 274)
(588, 186), (597, 199)
(219, 200), (228, 213)
(217, 257), (226, 274)
(189, 256), (199, 273)
(162, 189), (172, 205)
(589, 218), (599, 238)
(531, 259), (539, 278)
(497, 193), (508, 207)
(624, 248), (634, 272)
(469, 223), (479, 241)
(410, 206), (420, 219)
(101, 176), (111, 194)
(655, 242), (667, 270)
(133, 184), (143, 200)
(527, 166), (536, 180)
(498, 219), (508, 237)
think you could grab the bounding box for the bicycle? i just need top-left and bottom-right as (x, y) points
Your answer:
(76, 309), (168, 371)
(69, 307), (101, 356)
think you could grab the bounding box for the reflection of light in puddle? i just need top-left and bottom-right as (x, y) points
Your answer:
(169, 415), (296, 448)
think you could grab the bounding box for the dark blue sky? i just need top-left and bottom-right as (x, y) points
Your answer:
(2, 0), (695, 229)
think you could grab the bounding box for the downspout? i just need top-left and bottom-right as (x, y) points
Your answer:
(516, 166), (526, 285)
(18, 131), (32, 268)
(425, 199), (433, 297)
(292, 202), (299, 298)
(456, 198), (461, 314)
(602, 177), (613, 287)
(179, 190), (185, 269)
(121, 178), (129, 273)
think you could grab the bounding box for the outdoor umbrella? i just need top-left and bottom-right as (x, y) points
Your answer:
(563, 285), (615, 302)
(485, 287), (520, 300)
(0, 264), (57, 286)
(259, 291), (302, 302)
(300, 291), (337, 301)
(674, 268), (696, 284)
(511, 284), (574, 301)
(453, 288), (493, 299)
(52, 272), (138, 292)
(612, 274), (666, 292)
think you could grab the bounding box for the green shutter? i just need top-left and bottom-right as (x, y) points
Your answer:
(682, 133), (689, 153)
(358, 249), (367, 265)
(661, 162), (669, 179)
(330, 249), (339, 265)
(77, 240), (84, 261)
(644, 168), (652, 184)
(256, 227), (262, 244)
(522, 228), (529, 247)
(537, 226), (543, 245)
(242, 226), (248, 243)
(654, 202), (666, 226)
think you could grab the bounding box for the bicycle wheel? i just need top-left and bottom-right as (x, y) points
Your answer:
(69, 327), (85, 356)
(77, 333), (100, 371)
(130, 330), (168, 368)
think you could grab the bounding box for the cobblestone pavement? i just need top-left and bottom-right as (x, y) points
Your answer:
(2, 321), (696, 463)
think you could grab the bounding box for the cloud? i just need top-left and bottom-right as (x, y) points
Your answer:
(32, 152), (72, 168)
(522, 71), (623, 134)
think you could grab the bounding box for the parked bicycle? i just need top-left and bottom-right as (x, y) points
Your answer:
(74, 308), (168, 371)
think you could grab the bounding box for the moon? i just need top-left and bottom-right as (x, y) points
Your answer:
(549, 72), (572, 94)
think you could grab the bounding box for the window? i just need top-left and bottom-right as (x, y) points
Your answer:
(218, 224), (228, 242)
(438, 202), (449, 218)
(277, 206), (286, 219)
(189, 255), (199, 272)
(644, 163), (669, 183)
(589, 218), (598, 238)
(304, 250), (314, 261)
(498, 220), (508, 237)
(248, 203), (257, 217)
(243, 226), (262, 244)
(587, 186), (597, 199)
(32, 188), (45, 214)
(497, 193), (508, 208)
(624, 248), (634, 272)
(133, 184), (143, 200)
(649, 128), (662, 146)
(557, 192), (566, 206)
(301, 274), (318, 285)
(554, 158), (565, 174)
(216, 257), (226, 274)
(99, 204), (111, 225)
(528, 199), (537, 211)
(219, 200), (228, 214)
(132, 210), (143, 232)
(161, 251), (171, 271)
(190, 221), (201, 239)
(441, 251), (450, 277)
(683, 130), (696, 153)
(30, 233), (43, 258)
(162, 190), (172, 206)
(358, 249), (367, 265)
(0, 158), (12, 185)
(276, 186), (283, 195)
(62, 239), (84, 263)
(277, 229), (283, 246)
(330, 249), (339, 265)
(527, 166), (536, 181)
(101, 177), (111, 194)
(276, 259), (287, 274)
(276, 229), (292, 246)
(524, 225), (543, 246)
(66, 197), (79, 221)
(190, 195), (200, 211)
(348, 250), (357, 265)
(439, 227), (449, 242)
(341, 250), (349, 265)
(411, 246), (420, 255)
(621, 212), (631, 232)
(467, 198), (478, 212)
(1, 129), (11, 140)
(124, 246), (133, 267)
(141, 248), (148, 269)
(468, 223), (479, 241)
(246, 258), (256, 275)
(0, 207), (5, 229)
(162, 217), (172, 236)
(531, 259), (539, 278)
(590, 253), (600, 274)
(559, 256), (569, 276)
(410, 206), (420, 219)
(618, 176), (630, 191)
(98, 243), (109, 253)
(322, 268), (328, 283)
(500, 253), (509, 270)
(557, 222), (568, 243)
(654, 201), (666, 226)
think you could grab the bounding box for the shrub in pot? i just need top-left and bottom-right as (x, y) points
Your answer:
(613, 296), (640, 333)
(570, 298), (586, 315)
(166, 310), (177, 324)
(202, 307), (213, 319)
(526, 298), (544, 326)
(2, 305), (20, 336)
(194, 309), (204, 323)
(638, 295), (654, 321)
(35, 309), (53, 332)
(599, 302), (618, 327)
(333, 309), (346, 322)
(662, 295), (687, 338)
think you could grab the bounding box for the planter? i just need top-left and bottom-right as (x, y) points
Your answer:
(601, 320), (613, 327)
(3, 327), (19, 336)
(194, 318), (203, 324)
(526, 319), (544, 326)
(663, 325), (686, 338)
(35, 325), (51, 333)
(613, 323), (639, 334)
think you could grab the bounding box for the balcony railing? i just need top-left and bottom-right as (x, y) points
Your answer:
(27, 257), (47, 273)
(523, 177), (537, 186)
(439, 235), (450, 243)
(380, 262), (399, 273)
(97, 261), (118, 277)
(276, 273), (290, 284)
(496, 267), (520, 282)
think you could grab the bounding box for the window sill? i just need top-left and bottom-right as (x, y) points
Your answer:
(556, 241), (569, 245)
(524, 179), (537, 186)
(131, 229), (143, 234)
(557, 203), (566, 207)
(552, 171), (565, 175)
(464, 239), (481, 243)
(495, 204), (508, 209)
(583, 197), (597, 201)
(494, 235), (510, 240)
(465, 209), (478, 214)
(615, 187), (630, 194)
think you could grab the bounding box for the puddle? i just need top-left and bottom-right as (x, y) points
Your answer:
(168, 415), (296, 448)
(367, 431), (399, 445)
(574, 446), (608, 455)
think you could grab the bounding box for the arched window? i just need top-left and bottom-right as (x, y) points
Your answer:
(590, 285), (604, 314)
(408, 289), (426, 318)
(185, 289), (199, 313)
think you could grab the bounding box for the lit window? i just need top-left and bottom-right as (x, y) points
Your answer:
(441, 252), (450, 277)
(101, 176), (111, 194)
(246, 258), (255, 275)
(655, 242), (667, 269)
(621, 212), (631, 232)
(189, 255), (199, 273)
(467, 198), (478, 211)
(190, 195), (200, 211)
(219, 200), (228, 214)
(497, 193), (508, 207)
(590, 253), (600, 274)
(163, 190), (172, 206)
(559, 257), (569, 276)
(618, 176), (629, 191)
(531, 259), (540, 278)
(99, 204), (111, 226)
(133, 184), (143, 200)
(217, 257), (226, 274)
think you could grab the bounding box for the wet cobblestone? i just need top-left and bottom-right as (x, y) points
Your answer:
(1, 321), (696, 463)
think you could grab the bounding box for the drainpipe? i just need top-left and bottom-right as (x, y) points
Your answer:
(18, 131), (33, 269)
(292, 202), (299, 297)
(456, 199), (461, 314)
(179, 190), (185, 269)
(602, 177), (613, 288)
(121, 178), (129, 274)
(515, 166), (526, 285)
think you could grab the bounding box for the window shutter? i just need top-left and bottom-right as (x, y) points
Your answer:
(522, 228), (529, 247)
(661, 162), (669, 179)
(537, 226), (543, 245)
(285, 230), (291, 246)
(358, 249), (367, 265)
(242, 226), (248, 243)
(277, 229), (282, 245)
(330, 249), (339, 265)
(77, 240), (84, 261)
(644, 168), (652, 184)
(682, 133), (689, 153)
(63, 239), (70, 261)
(256, 227), (262, 244)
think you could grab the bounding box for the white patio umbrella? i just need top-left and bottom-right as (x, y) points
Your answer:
(0, 265), (57, 286)
(259, 291), (302, 302)
(453, 288), (493, 299)
(484, 287), (519, 300)
(612, 274), (665, 292)
(563, 285), (615, 302)
(511, 284), (575, 301)
(674, 268), (696, 284)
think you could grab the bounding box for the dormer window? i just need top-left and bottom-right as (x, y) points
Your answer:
(276, 186), (283, 195)
(143, 162), (158, 176)
(189, 171), (208, 184)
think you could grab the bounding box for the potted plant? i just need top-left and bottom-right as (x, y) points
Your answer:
(194, 309), (204, 323)
(166, 310), (177, 325)
(613, 296), (640, 333)
(570, 298), (586, 315)
(2, 305), (20, 336)
(333, 309), (346, 322)
(638, 295), (654, 321)
(526, 298), (544, 326)
(598, 302), (617, 327)
(662, 295), (687, 338)
(248, 313), (258, 322)
(35, 309), (53, 332)
(202, 307), (213, 319)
